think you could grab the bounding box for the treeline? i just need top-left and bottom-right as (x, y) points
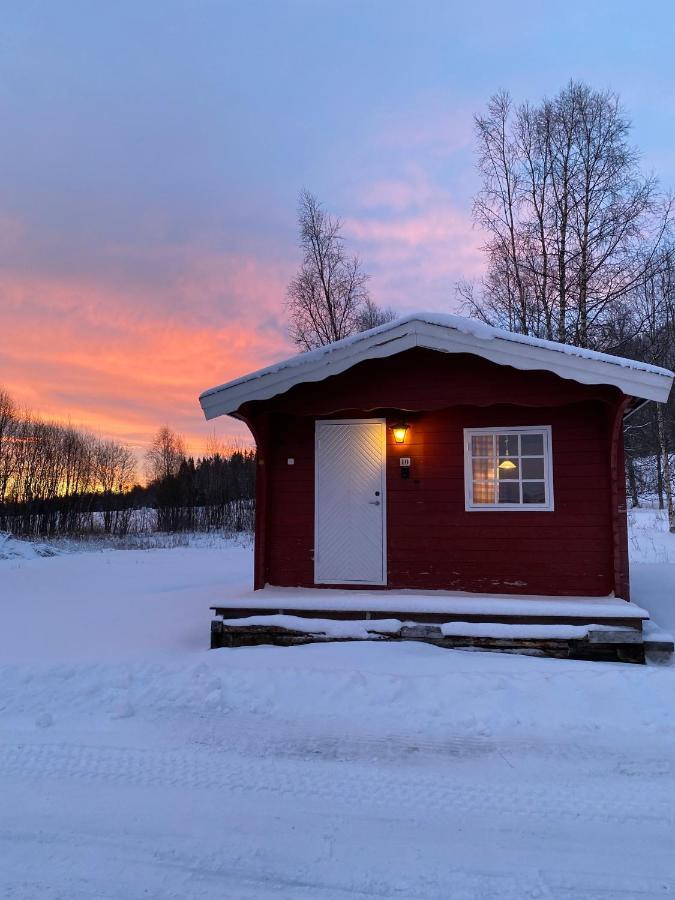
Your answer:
(149, 452), (255, 533)
(0, 388), (137, 536)
(0, 389), (256, 537)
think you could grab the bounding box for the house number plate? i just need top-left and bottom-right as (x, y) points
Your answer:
(399, 457), (411, 467)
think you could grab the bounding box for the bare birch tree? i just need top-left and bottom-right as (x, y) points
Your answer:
(357, 297), (396, 331)
(624, 250), (675, 528)
(463, 81), (673, 352)
(0, 389), (18, 504)
(286, 190), (393, 350)
(145, 426), (187, 483)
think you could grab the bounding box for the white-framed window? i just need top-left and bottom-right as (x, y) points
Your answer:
(464, 426), (554, 511)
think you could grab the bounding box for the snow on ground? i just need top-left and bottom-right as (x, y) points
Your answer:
(0, 532), (61, 560)
(629, 507), (675, 639)
(1, 520), (675, 898)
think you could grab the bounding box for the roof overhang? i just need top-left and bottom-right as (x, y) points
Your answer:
(199, 314), (674, 420)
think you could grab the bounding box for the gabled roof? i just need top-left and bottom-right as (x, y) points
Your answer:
(199, 312), (674, 419)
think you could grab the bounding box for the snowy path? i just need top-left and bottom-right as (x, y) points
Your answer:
(3, 708), (675, 898)
(1, 515), (675, 898)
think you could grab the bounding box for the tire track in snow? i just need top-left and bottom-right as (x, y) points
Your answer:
(1, 739), (674, 827)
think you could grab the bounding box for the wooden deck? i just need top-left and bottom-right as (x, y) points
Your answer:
(211, 587), (649, 629)
(210, 587), (653, 663)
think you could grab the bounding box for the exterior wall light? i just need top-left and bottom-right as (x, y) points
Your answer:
(391, 423), (409, 444)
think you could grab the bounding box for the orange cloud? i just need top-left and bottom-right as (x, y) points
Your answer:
(0, 252), (294, 462)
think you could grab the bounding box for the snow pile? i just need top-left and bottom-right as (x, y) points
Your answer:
(222, 615), (639, 642)
(412, 312), (674, 375)
(441, 621), (612, 639)
(0, 532), (60, 560)
(222, 614), (402, 639)
(643, 620), (675, 645)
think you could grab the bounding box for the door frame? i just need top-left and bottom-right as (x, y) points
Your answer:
(314, 417), (388, 586)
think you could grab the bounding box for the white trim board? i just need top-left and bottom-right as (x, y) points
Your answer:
(199, 313), (674, 419)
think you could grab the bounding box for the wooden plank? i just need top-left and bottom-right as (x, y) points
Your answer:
(608, 396), (631, 602)
(587, 628), (642, 644)
(211, 606), (644, 629)
(210, 618), (223, 649)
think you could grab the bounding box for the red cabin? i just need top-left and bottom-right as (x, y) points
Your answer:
(200, 314), (673, 656)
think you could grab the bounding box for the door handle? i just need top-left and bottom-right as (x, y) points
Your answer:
(368, 500), (381, 505)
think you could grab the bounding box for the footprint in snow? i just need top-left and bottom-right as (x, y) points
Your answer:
(110, 700), (135, 720)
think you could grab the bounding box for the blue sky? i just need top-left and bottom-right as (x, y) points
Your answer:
(2, 0), (674, 450)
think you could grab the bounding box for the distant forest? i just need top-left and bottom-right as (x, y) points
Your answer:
(0, 388), (255, 538)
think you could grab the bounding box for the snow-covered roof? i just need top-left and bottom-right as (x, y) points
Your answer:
(199, 313), (674, 419)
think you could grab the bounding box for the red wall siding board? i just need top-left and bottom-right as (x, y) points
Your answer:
(239, 350), (626, 597)
(608, 397), (631, 601)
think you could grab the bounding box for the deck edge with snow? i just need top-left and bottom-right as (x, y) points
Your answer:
(210, 589), (649, 629)
(210, 613), (650, 663)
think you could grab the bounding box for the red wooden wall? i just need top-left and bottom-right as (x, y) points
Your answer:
(240, 349), (628, 598)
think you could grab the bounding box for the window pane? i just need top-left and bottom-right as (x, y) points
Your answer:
(521, 433), (544, 455)
(472, 458), (494, 480)
(497, 458), (518, 480)
(522, 457), (545, 479)
(498, 482), (520, 504)
(471, 434), (493, 456)
(522, 481), (546, 503)
(473, 481), (496, 504)
(498, 434), (519, 457)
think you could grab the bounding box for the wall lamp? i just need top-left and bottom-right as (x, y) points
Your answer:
(390, 422), (409, 444)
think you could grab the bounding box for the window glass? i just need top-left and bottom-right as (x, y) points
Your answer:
(472, 481), (496, 504)
(521, 433), (544, 455)
(472, 458), (494, 480)
(522, 458), (544, 479)
(466, 428), (552, 510)
(497, 458), (519, 480)
(498, 434), (519, 456)
(522, 482), (546, 503)
(498, 482), (519, 504)
(472, 434), (493, 456)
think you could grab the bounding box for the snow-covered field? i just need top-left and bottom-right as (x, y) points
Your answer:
(1, 511), (674, 899)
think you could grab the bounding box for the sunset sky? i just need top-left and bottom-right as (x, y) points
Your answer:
(3, 1), (675, 457)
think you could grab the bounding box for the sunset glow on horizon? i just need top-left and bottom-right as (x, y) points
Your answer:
(2, 255), (295, 457)
(3, 1), (675, 461)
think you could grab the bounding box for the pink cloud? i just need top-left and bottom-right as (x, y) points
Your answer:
(345, 170), (487, 309)
(373, 99), (476, 160)
(0, 251), (295, 459)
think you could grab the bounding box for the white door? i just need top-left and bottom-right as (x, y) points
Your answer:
(314, 419), (387, 585)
